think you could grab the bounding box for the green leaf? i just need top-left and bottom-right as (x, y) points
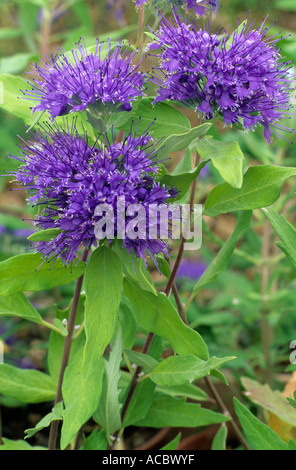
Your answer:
(187, 211), (252, 303)
(233, 398), (289, 450)
(123, 376), (157, 428)
(81, 429), (108, 450)
(211, 424), (228, 450)
(205, 165), (296, 217)
(157, 383), (208, 402)
(24, 402), (64, 439)
(0, 364), (56, 403)
(0, 74), (33, 124)
(124, 278), (209, 360)
(161, 433), (182, 450)
(241, 377), (296, 427)
(261, 207), (296, 271)
(158, 158), (205, 202)
(196, 138), (244, 188)
(149, 355), (235, 386)
(124, 349), (159, 373)
(0, 52), (39, 75)
(135, 394), (229, 428)
(28, 228), (63, 242)
(118, 98), (191, 140)
(61, 246), (123, 449)
(113, 240), (156, 294)
(0, 253), (85, 295)
(0, 438), (46, 450)
(118, 300), (137, 350)
(159, 123), (212, 158)
(122, 335), (163, 428)
(0, 292), (43, 324)
(93, 329), (123, 441)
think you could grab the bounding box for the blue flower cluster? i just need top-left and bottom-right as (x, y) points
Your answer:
(148, 11), (294, 142)
(24, 40), (147, 121)
(12, 122), (177, 265)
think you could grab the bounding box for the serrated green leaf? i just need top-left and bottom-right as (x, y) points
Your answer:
(149, 355), (235, 386)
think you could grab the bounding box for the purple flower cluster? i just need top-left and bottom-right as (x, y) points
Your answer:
(135, 0), (219, 17)
(23, 40), (147, 121)
(149, 12), (294, 142)
(12, 122), (177, 265)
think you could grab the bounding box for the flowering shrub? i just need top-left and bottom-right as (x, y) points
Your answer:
(0, 0), (296, 454)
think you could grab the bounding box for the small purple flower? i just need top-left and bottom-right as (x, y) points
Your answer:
(177, 258), (207, 280)
(23, 39), (147, 121)
(106, 0), (127, 26)
(11, 121), (178, 266)
(149, 11), (295, 142)
(135, 0), (219, 17)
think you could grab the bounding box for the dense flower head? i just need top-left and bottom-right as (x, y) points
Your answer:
(149, 11), (295, 142)
(135, 0), (219, 16)
(11, 121), (178, 266)
(23, 39), (147, 121)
